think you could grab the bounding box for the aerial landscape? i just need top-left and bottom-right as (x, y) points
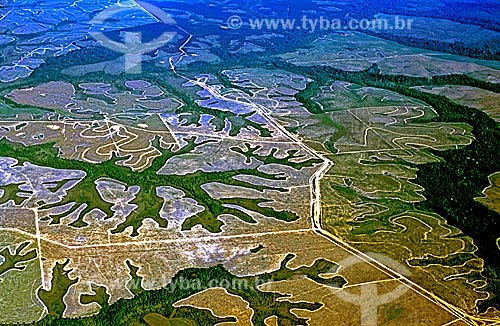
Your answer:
(1, 0), (500, 325)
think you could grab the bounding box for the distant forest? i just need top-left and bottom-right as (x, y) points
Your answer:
(346, 0), (500, 60)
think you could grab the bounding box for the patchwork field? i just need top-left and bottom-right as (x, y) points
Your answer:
(414, 85), (500, 122)
(1, 0), (500, 325)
